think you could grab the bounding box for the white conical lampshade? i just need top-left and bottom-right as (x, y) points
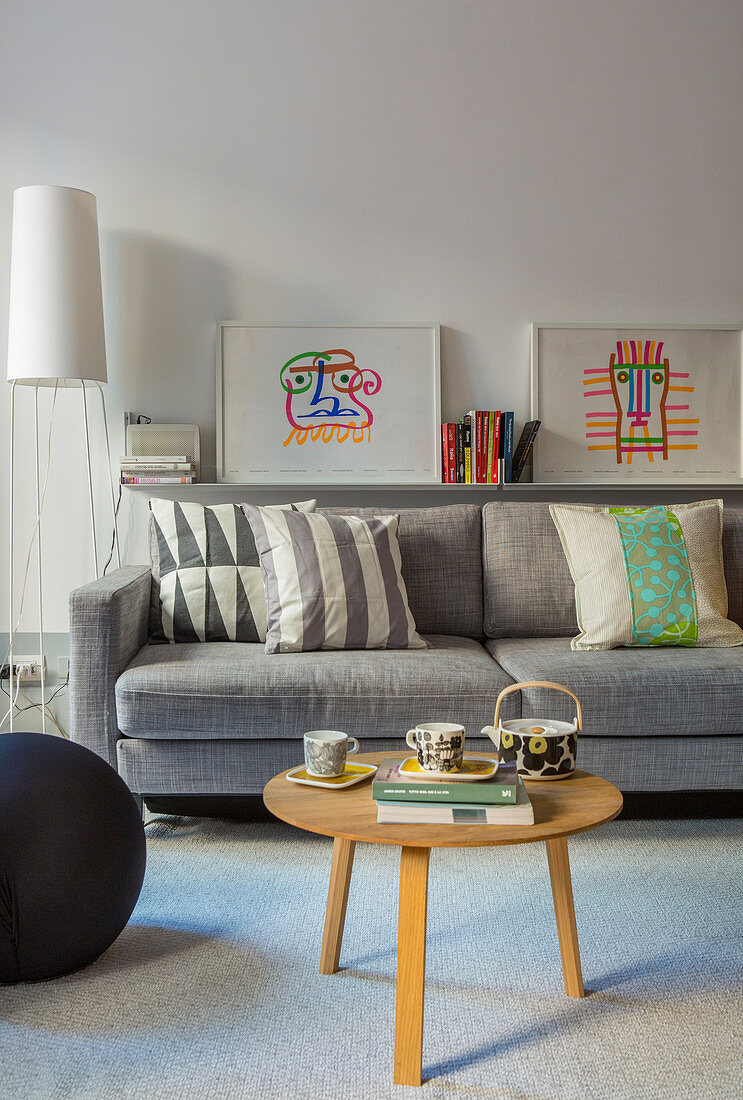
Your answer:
(7, 185), (107, 387)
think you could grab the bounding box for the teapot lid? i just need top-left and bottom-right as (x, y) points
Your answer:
(500, 717), (577, 735)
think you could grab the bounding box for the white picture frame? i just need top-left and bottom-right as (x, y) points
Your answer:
(530, 323), (743, 484)
(217, 321), (441, 484)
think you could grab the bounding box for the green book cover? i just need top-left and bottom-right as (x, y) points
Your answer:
(371, 758), (517, 804)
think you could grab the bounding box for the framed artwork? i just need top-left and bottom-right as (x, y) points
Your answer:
(530, 323), (743, 483)
(217, 321), (441, 484)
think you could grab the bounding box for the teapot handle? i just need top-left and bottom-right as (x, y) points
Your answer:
(493, 680), (582, 732)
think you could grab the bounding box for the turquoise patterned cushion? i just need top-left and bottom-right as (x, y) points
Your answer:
(550, 500), (743, 650)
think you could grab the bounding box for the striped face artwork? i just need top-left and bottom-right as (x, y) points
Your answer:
(584, 339), (699, 465)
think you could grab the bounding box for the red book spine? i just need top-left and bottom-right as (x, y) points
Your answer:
(447, 423), (457, 483)
(479, 410), (487, 482)
(441, 423), (449, 483)
(491, 412), (501, 483)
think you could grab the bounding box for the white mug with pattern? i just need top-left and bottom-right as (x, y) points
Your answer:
(405, 722), (465, 772)
(303, 730), (360, 777)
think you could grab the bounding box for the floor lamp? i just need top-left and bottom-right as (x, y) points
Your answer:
(6, 185), (120, 733)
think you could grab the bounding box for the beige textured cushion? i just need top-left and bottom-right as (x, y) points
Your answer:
(550, 500), (743, 651)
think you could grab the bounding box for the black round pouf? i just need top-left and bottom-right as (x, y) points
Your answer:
(0, 732), (146, 983)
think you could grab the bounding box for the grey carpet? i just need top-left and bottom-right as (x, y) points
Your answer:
(1, 817), (741, 1099)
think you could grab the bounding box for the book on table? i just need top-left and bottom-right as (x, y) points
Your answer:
(372, 758), (518, 804)
(376, 775), (534, 824)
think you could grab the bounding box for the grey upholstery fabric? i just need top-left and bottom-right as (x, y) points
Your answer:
(482, 501), (578, 638)
(487, 636), (743, 738)
(116, 733), (742, 795)
(320, 504), (483, 637)
(116, 735), (502, 795)
(115, 635), (516, 739)
(69, 566), (152, 769)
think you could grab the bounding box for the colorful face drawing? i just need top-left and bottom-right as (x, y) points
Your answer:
(610, 352), (670, 461)
(280, 349), (382, 446)
(584, 340), (698, 465)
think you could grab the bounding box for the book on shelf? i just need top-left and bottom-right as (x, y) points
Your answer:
(486, 411), (501, 483)
(376, 775), (534, 824)
(463, 416), (472, 483)
(120, 462), (196, 473)
(441, 423), (450, 483)
(455, 423), (465, 483)
(500, 411), (514, 483)
(438, 410), (508, 484)
(446, 424), (456, 483)
(510, 420), (541, 483)
(121, 475), (195, 484)
(372, 758), (518, 804)
(119, 455), (189, 464)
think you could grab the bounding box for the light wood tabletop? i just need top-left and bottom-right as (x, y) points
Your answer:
(263, 751), (623, 1087)
(263, 752), (624, 848)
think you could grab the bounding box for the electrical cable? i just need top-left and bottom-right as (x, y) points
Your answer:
(0, 675), (24, 732)
(102, 481), (122, 575)
(16, 684), (68, 737)
(0, 673), (69, 735)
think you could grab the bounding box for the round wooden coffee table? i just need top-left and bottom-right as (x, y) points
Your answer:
(263, 752), (623, 1087)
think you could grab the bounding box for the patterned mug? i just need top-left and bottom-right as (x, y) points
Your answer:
(303, 730), (360, 777)
(405, 722), (465, 772)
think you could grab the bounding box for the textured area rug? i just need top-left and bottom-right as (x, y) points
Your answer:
(2, 818), (741, 1099)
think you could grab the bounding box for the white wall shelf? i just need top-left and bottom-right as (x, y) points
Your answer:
(123, 481), (743, 491)
(122, 482), (503, 491)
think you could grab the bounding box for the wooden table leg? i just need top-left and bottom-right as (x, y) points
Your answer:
(319, 837), (356, 975)
(546, 835), (584, 998)
(394, 845), (430, 1087)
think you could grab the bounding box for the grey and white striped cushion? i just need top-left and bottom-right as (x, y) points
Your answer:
(241, 506), (426, 653)
(149, 499), (315, 643)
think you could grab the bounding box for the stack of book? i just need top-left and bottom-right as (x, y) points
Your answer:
(120, 456), (197, 485)
(440, 413), (541, 484)
(371, 757), (534, 825)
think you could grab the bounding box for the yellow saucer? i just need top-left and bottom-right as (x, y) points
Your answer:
(286, 762), (378, 789)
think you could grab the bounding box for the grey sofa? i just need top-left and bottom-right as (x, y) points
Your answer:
(69, 501), (743, 798)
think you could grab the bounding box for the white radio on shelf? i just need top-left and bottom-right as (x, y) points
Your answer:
(125, 423), (201, 480)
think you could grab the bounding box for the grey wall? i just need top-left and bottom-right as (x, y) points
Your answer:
(2, 0), (743, 635)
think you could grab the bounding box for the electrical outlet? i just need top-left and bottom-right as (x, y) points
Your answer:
(2, 655), (46, 682)
(57, 656), (70, 681)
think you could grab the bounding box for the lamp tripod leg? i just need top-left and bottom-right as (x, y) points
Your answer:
(8, 381), (16, 732)
(95, 382), (120, 569)
(81, 384), (99, 580)
(34, 384), (46, 736)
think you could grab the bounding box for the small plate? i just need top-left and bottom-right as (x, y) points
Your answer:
(286, 762), (378, 789)
(399, 755), (499, 782)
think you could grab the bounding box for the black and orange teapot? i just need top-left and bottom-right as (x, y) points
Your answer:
(481, 680), (582, 780)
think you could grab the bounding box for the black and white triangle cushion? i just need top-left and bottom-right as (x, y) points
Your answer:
(148, 499), (316, 643)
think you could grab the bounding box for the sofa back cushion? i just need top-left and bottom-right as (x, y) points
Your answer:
(319, 504), (483, 637)
(483, 500), (743, 639)
(483, 502), (577, 638)
(721, 506), (743, 627)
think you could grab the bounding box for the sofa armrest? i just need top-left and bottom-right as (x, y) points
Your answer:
(69, 566), (153, 770)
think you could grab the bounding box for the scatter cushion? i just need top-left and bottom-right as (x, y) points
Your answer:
(241, 506), (426, 653)
(149, 499), (316, 643)
(549, 499), (743, 650)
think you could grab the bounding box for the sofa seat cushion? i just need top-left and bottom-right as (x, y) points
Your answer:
(116, 635), (517, 740)
(487, 637), (743, 738)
